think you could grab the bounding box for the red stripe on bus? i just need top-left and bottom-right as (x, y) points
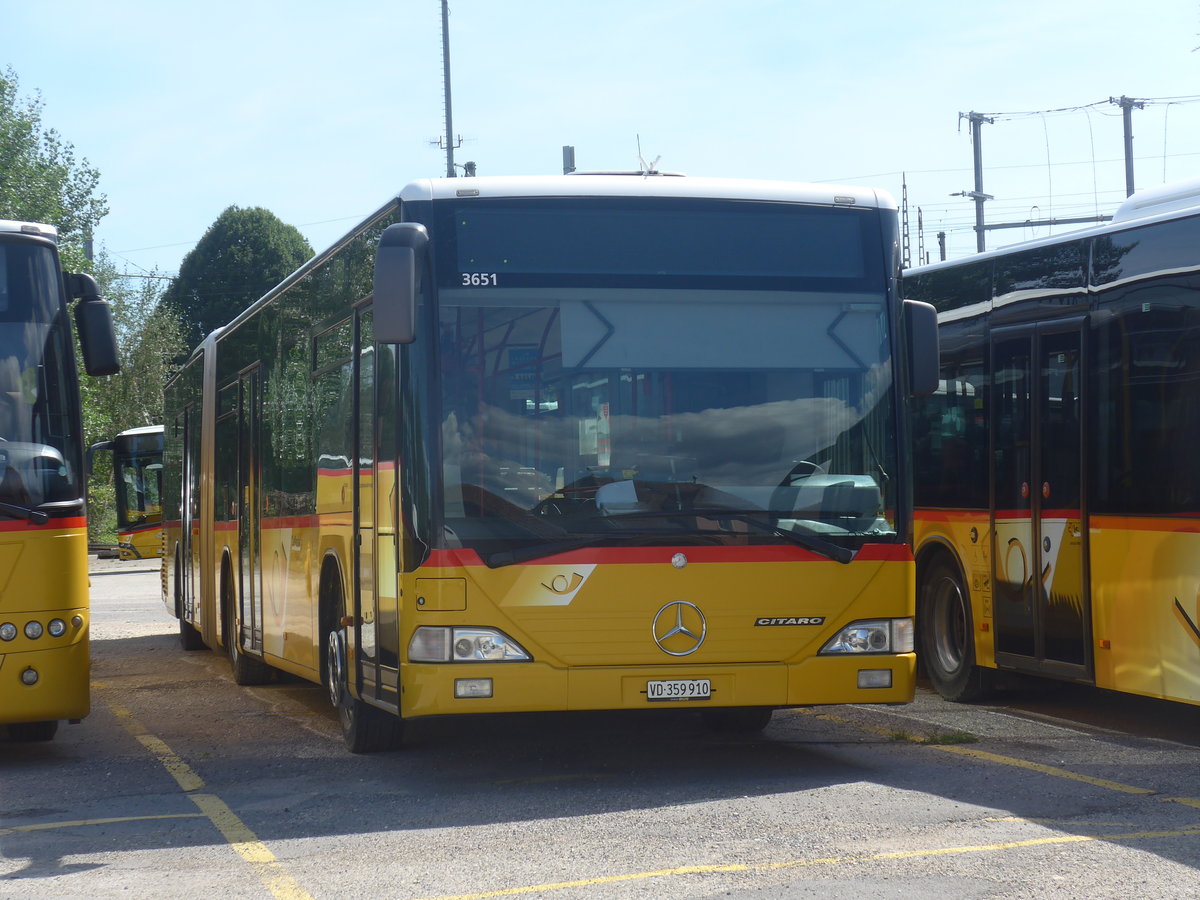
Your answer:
(1091, 515), (1200, 534)
(423, 543), (911, 568)
(0, 516), (86, 533)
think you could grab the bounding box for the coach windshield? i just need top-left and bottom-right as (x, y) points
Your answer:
(0, 238), (81, 513)
(424, 197), (899, 563)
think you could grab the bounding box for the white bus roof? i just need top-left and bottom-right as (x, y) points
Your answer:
(117, 424), (164, 438)
(399, 174), (897, 211)
(1112, 177), (1200, 223)
(909, 176), (1200, 277)
(0, 220), (57, 241)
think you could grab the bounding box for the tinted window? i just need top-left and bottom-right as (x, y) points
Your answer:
(1091, 274), (1200, 514)
(904, 261), (992, 314)
(436, 199), (884, 291)
(1093, 215), (1200, 286)
(995, 243), (1086, 296)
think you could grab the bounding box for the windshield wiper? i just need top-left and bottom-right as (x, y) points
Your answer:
(595, 508), (856, 564)
(0, 501), (49, 526)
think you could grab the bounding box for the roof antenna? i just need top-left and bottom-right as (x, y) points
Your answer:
(636, 134), (660, 175)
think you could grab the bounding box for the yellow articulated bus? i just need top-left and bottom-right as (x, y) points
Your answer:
(90, 424), (164, 560)
(905, 177), (1200, 706)
(0, 219), (119, 742)
(163, 174), (938, 752)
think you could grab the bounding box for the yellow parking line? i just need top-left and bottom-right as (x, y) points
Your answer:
(408, 823), (1200, 900)
(930, 744), (1157, 795)
(95, 691), (315, 900)
(0, 814), (202, 835)
(798, 708), (1174, 799)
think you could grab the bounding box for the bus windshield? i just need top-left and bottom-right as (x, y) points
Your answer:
(115, 441), (163, 529)
(0, 239), (80, 511)
(428, 198), (898, 561)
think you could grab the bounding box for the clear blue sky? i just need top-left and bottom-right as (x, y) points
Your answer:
(6, 0), (1200, 276)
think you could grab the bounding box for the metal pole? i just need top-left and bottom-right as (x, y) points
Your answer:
(1112, 96), (1144, 197)
(442, 0), (455, 178)
(970, 112), (990, 253)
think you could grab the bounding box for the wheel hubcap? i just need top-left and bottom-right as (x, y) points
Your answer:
(327, 629), (345, 708)
(931, 575), (968, 674)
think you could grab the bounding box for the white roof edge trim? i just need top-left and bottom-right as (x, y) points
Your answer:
(1113, 177), (1200, 223)
(399, 175), (896, 210)
(0, 219), (58, 240)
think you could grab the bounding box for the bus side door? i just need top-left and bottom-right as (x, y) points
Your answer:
(991, 321), (1090, 678)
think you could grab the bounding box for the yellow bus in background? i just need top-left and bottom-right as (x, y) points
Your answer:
(163, 175), (938, 752)
(90, 424), (164, 560)
(906, 178), (1200, 706)
(0, 218), (119, 742)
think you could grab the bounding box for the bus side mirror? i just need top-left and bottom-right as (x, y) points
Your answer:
(373, 223), (429, 344)
(904, 299), (939, 397)
(86, 440), (114, 477)
(65, 272), (121, 376)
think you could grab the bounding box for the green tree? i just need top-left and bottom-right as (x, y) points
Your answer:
(164, 206), (313, 351)
(83, 255), (187, 543)
(0, 67), (107, 269)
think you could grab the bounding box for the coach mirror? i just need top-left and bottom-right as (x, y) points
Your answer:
(373, 223), (429, 344)
(903, 299), (939, 397)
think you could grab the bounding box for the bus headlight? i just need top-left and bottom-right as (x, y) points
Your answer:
(409, 626), (531, 663)
(0, 623), (16, 642)
(24, 621), (44, 640)
(48, 619), (67, 637)
(819, 618), (914, 655)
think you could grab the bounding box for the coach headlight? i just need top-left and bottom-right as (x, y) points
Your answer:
(819, 618), (914, 655)
(409, 626), (531, 663)
(0, 622), (16, 642)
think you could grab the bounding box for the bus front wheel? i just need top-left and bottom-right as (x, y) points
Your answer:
(919, 556), (994, 702)
(322, 571), (403, 754)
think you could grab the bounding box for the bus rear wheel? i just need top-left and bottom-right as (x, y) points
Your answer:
(223, 563), (271, 686)
(920, 556), (993, 702)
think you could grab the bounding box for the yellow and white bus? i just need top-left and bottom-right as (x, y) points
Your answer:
(93, 424), (164, 560)
(906, 177), (1200, 705)
(0, 219), (119, 742)
(163, 175), (938, 751)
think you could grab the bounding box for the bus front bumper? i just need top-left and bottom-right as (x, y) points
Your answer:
(400, 653), (916, 719)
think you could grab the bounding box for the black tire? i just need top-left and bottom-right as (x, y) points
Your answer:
(323, 566), (403, 753)
(179, 616), (205, 651)
(176, 550), (205, 651)
(6, 720), (58, 742)
(701, 707), (774, 734)
(223, 563), (271, 686)
(919, 555), (994, 702)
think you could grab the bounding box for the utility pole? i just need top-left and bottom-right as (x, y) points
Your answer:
(1111, 95), (1145, 196)
(441, 0), (456, 178)
(901, 174), (911, 269)
(917, 208), (925, 266)
(954, 111), (995, 253)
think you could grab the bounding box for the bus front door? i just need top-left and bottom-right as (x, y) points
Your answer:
(238, 369), (264, 654)
(992, 322), (1090, 679)
(353, 309), (401, 710)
